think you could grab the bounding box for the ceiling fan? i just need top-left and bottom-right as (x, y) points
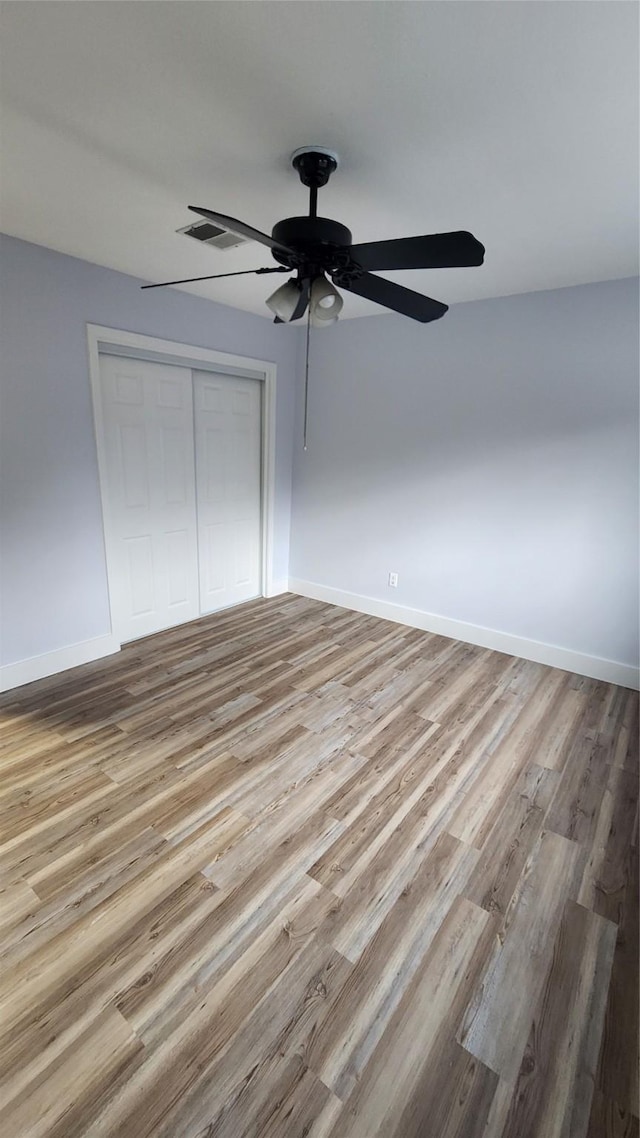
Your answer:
(142, 146), (485, 327)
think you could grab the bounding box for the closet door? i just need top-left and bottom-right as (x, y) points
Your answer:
(194, 371), (262, 613)
(99, 355), (199, 642)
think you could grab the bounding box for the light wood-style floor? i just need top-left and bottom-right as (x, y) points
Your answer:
(0, 595), (637, 1137)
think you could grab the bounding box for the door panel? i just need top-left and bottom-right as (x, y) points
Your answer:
(166, 529), (192, 606)
(119, 424), (150, 508)
(194, 372), (262, 613)
(125, 535), (155, 616)
(99, 355), (200, 641)
(161, 426), (189, 504)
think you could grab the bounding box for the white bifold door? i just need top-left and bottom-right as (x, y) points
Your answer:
(193, 371), (262, 614)
(98, 355), (262, 643)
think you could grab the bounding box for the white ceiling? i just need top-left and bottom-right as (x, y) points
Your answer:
(1, 1), (637, 321)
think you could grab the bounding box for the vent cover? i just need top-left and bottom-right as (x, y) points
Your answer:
(177, 220), (248, 251)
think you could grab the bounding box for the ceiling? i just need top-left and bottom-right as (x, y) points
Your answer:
(1, 1), (637, 321)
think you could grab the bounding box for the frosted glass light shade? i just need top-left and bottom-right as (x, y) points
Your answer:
(266, 280), (302, 322)
(310, 276), (343, 326)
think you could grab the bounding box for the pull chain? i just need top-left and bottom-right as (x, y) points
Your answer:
(303, 304), (311, 451)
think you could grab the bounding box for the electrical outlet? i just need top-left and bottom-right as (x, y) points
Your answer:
(388, 572), (399, 588)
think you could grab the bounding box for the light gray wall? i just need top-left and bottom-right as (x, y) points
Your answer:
(0, 234), (298, 666)
(290, 277), (639, 668)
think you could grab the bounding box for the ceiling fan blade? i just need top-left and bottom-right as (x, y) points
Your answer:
(141, 266), (288, 290)
(349, 231), (485, 272)
(339, 273), (448, 323)
(188, 206), (295, 255)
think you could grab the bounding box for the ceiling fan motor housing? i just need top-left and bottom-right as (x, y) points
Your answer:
(271, 216), (354, 276)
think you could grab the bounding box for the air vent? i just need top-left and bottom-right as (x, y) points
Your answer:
(176, 220), (248, 251)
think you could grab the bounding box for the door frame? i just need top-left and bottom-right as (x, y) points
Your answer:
(87, 323), (278, 644)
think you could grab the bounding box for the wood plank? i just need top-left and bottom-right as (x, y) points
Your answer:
(328, 897), (496, 1137)
(587, 1090), (640, 1138)
(462, 763), (559, 917)
(458, 829), (583, 1081)
(593, 807), (639, 1115)
(307, 832), (480, 1099)
(545, 731), (610, 846)
(500, 900), (617, 1138)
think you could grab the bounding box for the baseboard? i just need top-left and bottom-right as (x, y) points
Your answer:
(0, 633), (121, 693)
(3, 590), (635, 692)
(288, 577), (639, 690)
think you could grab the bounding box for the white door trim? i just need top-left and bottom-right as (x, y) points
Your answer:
(87, 324), (278, 644)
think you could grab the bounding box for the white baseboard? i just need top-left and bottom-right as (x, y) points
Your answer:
(265, 579), (289, 598)
(288, 578), (639, 690)
(3, 589), (635, 693)
(0, 633), (121, 693)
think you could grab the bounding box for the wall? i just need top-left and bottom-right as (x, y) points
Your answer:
(289, 277), (639, 685)
(0, 234), (298, 676)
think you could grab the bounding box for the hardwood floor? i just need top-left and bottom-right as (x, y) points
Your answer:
(0, 594), (637, 1137)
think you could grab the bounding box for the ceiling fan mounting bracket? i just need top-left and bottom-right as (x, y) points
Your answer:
(291, 146), (339, 189)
